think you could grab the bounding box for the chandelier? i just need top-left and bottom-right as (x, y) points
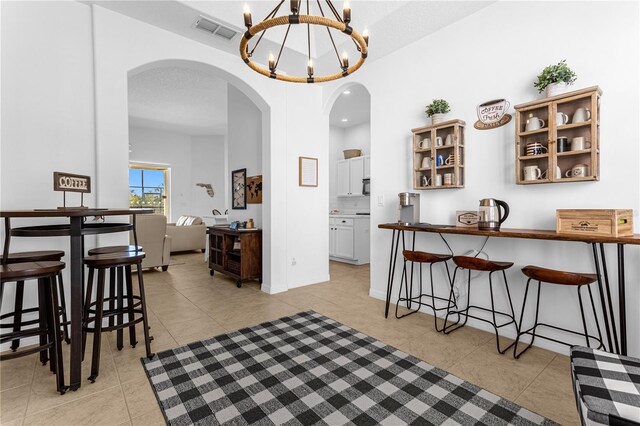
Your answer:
(240, 0), (369, 83)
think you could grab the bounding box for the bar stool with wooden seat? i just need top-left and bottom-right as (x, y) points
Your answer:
(444, 256), (518, 354)
(0, 250), (70, 355)
(395, 250), (454, 332)
(87, 245), (142, 329)
(82, 251), (153, 382)
(513, 265), (604, 359)
(0, 261), (67, 394)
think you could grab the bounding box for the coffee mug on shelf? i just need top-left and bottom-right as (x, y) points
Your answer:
(525, 115), (545, 132)
(565, 163), (590, 178)
(444, 154), (456, 166)
(443, 173), (455, 186)
(523, 165), (542, 181)
(419, 138), (431, 149)
(526, 142), (548, 156)
(435, 174), (443, 186)
(444, 134), (454, 146)
(436, 154), (444, 167)
(555, 166), (561, 179)
(435, 136), (443, 147)
(571, 136), (591, 151)
(572, 107), (591, 123)
(557, 137), (569, 152)
(556, 112), (569, 126)
(421, 156), (432, 169)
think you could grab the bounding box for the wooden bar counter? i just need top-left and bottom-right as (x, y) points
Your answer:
(378, 222), (640, 356)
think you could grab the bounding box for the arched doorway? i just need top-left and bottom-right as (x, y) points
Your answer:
(325, 83), (372, 281)
(122, 59), (271, 289)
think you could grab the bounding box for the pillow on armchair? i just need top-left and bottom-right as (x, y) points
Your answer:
(166, 216), (206, 253)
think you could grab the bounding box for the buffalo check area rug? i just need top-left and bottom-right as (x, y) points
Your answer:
(142, 311), (558, 425)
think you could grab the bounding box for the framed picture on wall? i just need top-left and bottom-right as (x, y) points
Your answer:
(246, 175), (262, 204)
(231, 168), (246, 209)
(299, 157), (318, 187)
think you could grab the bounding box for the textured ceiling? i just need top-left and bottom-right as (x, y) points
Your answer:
(128, 66), (228, 135)
(329, 85), (371, 128)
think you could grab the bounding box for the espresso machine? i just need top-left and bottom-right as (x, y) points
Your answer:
(398, 192), (420, 225)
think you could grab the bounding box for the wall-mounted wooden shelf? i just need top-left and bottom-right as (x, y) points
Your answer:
(411, 119), (465, 190)
(515, 86), (601, 185)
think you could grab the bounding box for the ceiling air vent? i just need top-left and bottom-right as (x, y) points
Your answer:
(194, 16), (238, 41)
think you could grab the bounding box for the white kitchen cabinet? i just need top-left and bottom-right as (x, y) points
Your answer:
(337, 156), (366, 197)
(363, 155), (371, 179)
(334, 225), (354, 259)
(329, 215), (370, 265)
(336, 160), (350, 196)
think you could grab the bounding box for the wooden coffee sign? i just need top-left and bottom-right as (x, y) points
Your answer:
(474, 98), (512, 130)
(53, 172), (91, 193)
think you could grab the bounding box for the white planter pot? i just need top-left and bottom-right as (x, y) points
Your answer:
(546, 82), (569, 97)
(431, 113), (446, 124)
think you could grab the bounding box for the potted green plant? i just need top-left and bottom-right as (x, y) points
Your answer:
(534, 60), (577, 97)
(425, 99), (451, 124)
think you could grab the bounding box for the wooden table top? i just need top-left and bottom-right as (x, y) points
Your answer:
(378, 223), (640, 245)
(1, 208), (154, 218)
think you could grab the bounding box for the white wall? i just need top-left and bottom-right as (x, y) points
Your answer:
(227, 85), (262, 226)
(1, 2), (328, 304)
(324, 1), (640, 356)
(191, 135), (227, 219)
(285, 84), (330, 287)
(343, 122), (371, 156)
(0, 1), (97, 330)
(129, 127), (226, 221)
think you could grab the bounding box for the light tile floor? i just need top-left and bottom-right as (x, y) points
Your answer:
(0, 254), (579, 425)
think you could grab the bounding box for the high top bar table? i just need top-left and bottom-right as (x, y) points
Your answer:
(378, 223), (640, 356)
(1, 208), (152, 391)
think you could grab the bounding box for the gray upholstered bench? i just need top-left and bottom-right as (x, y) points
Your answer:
(571, 346), (640, 425)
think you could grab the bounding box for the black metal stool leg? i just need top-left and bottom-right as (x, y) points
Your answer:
(108, 267), (116, 328)
(514, 279), (542, 359)
(48, 275), (67, 394)
(11, 280), (24, 351)
(136, 263), (154, 358)
(82, 266), (95, 361)
(89, 268), (106, 383)
(444, 267), (470, 334)
(577, 286), (590, 347)
(586, 284), (604, 349)
(56, 273), (70, 344)
(124, 265), (138, 348)
(36, 279), (49, 366)
(116, 267), (124, 351)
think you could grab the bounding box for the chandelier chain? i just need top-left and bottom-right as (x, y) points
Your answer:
(248, 0), (285, 56)
(274, 24), (292, 70)
(315, 0), (343, 68)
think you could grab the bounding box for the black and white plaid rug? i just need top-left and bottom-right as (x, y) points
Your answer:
(142, 311), (557, 425)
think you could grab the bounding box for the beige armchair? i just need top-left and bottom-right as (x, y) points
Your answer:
(166, 216), (206, 253)
(131, 214), (172, 271)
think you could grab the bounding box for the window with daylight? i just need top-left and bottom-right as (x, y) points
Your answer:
(129, 166), (168, 215)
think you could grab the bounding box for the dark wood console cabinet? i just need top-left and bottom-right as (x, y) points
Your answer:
(207, 226), (262, 287)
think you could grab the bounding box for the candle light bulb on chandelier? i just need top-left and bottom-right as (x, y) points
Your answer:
(290, 0), (300, 14)
(243, 4), (252, 28)
(268, 53), (275, 71)
(343, 0), (351, 23)
(307, 59), (314, 77)
(363, 28), (369, 46)
(341, 51), (349, 69)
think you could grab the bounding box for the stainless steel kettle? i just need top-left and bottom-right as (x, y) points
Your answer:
(478, 198), (509, 230)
